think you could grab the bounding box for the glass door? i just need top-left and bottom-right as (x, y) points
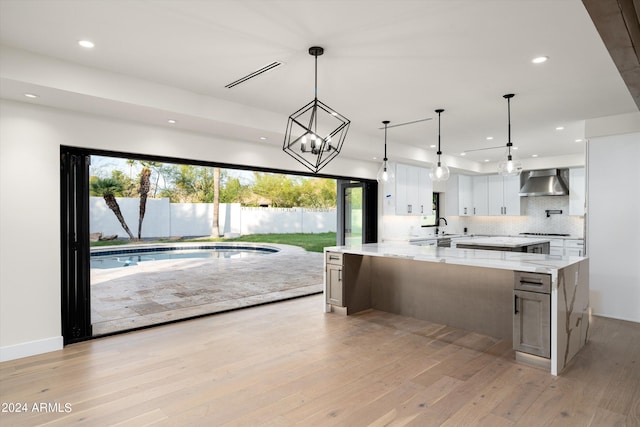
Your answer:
(344, 185), (363, 245)
(337, 180), (377, 245)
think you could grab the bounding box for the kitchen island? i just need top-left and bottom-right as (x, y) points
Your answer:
(323, 243), (589, 375)
(453, 236), (551, 253)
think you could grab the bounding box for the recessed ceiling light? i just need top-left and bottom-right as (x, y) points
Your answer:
(167, 119), (177, 124)
(486, 136), (493, 140)
(484, 159), (490, 162)
(512, 146), (519, 150)
(460, 152), (466, 156)
(24, 93), (38, 98)
(532, 154), (539, 158)
(372, 156), (378, 160)
(575, 138), (583, 143)
(430, 144), (436, 148)
(78, 40), (95, 48)
(556, 126), (564, 131)
(532, 56), (548, 64)
(259, 136), (267, 141)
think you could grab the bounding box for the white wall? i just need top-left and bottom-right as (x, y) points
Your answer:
(239, 207), (336, 235)
(0, 99), (375, 361)
(90, 198), (337, 238)
(587, 132), (640, 322)
(90, 197), (172, 238)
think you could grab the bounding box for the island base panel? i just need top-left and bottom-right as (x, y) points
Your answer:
(369, 257), (514, 340)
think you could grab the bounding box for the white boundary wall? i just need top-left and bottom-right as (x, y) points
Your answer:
(89, 197), (336, 238)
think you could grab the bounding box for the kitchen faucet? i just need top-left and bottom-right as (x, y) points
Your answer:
(435, 217), (448, 235)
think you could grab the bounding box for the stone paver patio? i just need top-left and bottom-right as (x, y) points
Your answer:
(91, 243), (323, 335)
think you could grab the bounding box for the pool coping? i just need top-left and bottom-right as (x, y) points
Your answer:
(90, 241), (305, 256)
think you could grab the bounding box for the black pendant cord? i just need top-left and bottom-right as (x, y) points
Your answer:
(308, 47), (324, 144)
(314, 52), (318, 101)
(382, 120), (390, 161)
(435, 109), (444, 165)
(504, 94), (515, 160)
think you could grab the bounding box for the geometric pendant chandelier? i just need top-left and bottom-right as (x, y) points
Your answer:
(283, 46), (351, 174)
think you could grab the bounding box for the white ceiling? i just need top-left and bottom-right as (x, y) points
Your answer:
(0, 0), (637, 173)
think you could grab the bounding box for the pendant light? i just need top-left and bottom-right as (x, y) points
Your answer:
(429, 108), (450, 182)
(497, 93), (523, 176)
(283, 46), (351, 174)
(376, 120), (395, 183)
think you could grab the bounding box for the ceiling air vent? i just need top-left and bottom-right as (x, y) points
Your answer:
(225, 61), (283, 88)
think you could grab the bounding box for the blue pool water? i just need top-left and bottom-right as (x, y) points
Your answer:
(90, 245), (278, 269)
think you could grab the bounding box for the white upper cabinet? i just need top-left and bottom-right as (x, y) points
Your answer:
(457, 175), (473, 215)
(487, 175), (522, 216)
(394, 163), (433, 216)
(446, 174), (488, 216)
(472, 176), (489, 216)
(503, 175), (522, 216)
(447, 173), (521, 217)
(569, 168), (585, 216)
(418, 167), (433, 216)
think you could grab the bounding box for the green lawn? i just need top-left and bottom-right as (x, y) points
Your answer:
(189, 232), (337, 253)
(91, 232), (337, 253)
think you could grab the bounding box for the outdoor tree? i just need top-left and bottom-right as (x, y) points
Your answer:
(109, 169), (137, 197)
(251, 173), (336, 208)
(137, 167), (151, 239)
(252, 173), (300, 207)
(90, 177), (135, 240)
(219, 174), (252, 204)
(211, 167), (221, 237)
(298, 178), (337, 208)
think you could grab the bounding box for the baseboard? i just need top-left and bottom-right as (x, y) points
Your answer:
(0, 336), (63, 362)
(591, 312), (640, 324)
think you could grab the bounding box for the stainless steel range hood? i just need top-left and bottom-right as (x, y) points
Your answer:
(519, 169), (569, 196)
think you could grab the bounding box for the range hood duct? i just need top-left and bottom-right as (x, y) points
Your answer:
(519, 169), (569, 196)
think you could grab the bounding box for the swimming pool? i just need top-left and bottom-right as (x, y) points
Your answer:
(90, 244), (279, 269)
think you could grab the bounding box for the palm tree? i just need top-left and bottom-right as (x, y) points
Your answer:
(138, 167), (151, 239)
(211, 167), (221, 237)
(90, 178), (135, 240)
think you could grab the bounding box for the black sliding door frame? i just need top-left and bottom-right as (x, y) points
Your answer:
(60, 147), (92, 344)
(336, 180), (378, 245)
(60, 145), (377, 344)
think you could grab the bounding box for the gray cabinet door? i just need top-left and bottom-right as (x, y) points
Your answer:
(513, 290), (551, 358)
(326, 264), (343, 306)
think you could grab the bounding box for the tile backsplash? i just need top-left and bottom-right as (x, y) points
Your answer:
(382, 195), (584, 240)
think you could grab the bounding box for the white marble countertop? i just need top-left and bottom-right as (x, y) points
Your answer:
(324, 243), (587, 274)
(452, 236), (551, 248)
(407, 234), (584, 244)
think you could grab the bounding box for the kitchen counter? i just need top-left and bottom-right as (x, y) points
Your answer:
(452, 236), (551, 254)
(324, 242), (584, 278)
(451, 236), (551, 248)
(323, 243), (589, 375)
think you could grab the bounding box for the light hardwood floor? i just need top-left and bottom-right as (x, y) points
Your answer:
(1, 294), (638, 426)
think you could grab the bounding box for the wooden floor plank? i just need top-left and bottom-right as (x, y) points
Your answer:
(0, 295), (638, 427)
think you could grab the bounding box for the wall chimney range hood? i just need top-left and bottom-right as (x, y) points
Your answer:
(519, 169), (569, 196)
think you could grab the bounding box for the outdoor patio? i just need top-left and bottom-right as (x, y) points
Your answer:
(90, 243), (323, 335)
